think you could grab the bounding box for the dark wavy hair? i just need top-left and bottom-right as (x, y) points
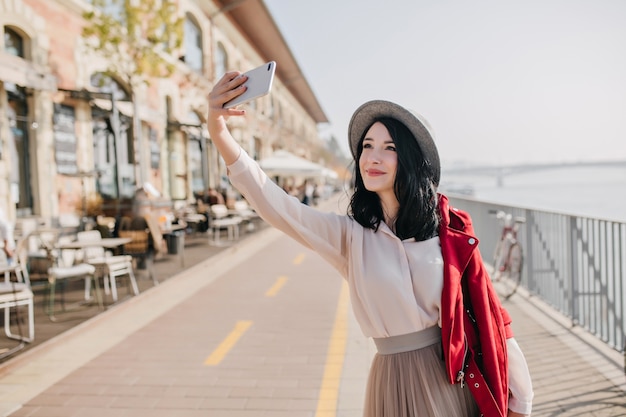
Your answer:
(348, 117), (439, 241)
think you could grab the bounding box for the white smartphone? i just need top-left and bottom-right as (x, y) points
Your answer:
(223, 61), (276, 108)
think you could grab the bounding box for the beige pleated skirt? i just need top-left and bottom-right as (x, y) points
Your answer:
(364, 326), (479, 417)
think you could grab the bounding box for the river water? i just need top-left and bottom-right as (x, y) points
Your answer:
(440, 165), (626, 222)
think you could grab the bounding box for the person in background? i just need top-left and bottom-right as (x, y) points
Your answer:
(207, 71), (533, 417)
(0, 207), (16, 265)
(301, 179), (314, 205)
(313, 182), (323, 206)
(206, 188), (226, 206)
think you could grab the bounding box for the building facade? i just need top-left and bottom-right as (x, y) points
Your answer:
(0, 0), (328, 226)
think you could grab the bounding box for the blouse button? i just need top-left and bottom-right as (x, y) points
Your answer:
(468, 238), (476, 245)
(474, 383), (480, 388)
(469, 373), (474, 378)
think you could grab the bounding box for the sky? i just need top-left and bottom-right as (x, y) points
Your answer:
(262, 0), (626, 167)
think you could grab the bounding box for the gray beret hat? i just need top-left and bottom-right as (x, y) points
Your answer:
(348, 100), (440, 186)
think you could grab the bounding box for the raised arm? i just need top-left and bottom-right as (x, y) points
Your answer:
(205, 70), (350, 277)
(207, 71), (250, 164)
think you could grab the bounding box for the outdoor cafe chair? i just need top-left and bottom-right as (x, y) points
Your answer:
(118, 230), (158, 286)
(210, 204), (229, 219)
(0, 237), (35, 357)
(35, 234), (104, 321)
(230, 200), (259, 231)
(76, 230), (139, 302)
(0, 281), (34, 359)
(46, 263), (102, 321)
(209, 204), (242, 245)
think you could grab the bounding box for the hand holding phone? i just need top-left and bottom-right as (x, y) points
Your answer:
(223, 61), (276, 108)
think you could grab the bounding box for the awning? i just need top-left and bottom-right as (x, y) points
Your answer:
(92, 98), (134, 117)
(259, 150), (331, 178)
(0, 51), (57, 91)
(322, 168), (339, 179)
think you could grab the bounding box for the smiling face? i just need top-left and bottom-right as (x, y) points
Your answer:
(358, 121), (398, 202)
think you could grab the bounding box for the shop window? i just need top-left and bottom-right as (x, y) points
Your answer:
(53, 104), (78, 175)
(188, 138), (203, 195)
(184, 14), (203, 73)
(6, 85), (33, 214)
(90, 73), (134, 199)
(149, 127), (159, 169)
(183, 111), (207, 199)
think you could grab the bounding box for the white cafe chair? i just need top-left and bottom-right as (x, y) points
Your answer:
(77, 230), (139, 302)
(208, 204), (242, 245)
(210, 204), (229, 219)
(0, 238), (35, 354)
(0, 281), (34, 359)
(38, 233), (103, 321)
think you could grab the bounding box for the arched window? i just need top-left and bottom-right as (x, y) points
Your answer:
(90, 73), (131, 101)
(4, 26), (24, 58)
(184, 15), (203, 73)
(214, 42), (228, 80)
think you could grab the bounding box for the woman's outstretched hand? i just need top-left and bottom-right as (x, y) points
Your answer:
(206, 71), (250, 165)
(208, 71), (248, 121)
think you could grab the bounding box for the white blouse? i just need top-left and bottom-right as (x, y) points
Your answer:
(228, 150), (533, 414)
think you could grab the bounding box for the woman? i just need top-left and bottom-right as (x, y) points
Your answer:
(208, 71), (533, 417)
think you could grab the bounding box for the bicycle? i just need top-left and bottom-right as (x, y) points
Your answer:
(489, 209), (526, 299)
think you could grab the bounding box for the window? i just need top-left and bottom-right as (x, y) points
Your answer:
(184, 15), (203, 73)
(53, 105), (78, 175)
(214, 42), (228, 80)
(189, 139), (203, 194)
(90, 73), (130, 101)
(185, 112), (206, 195)
(90, 73), (134, 198)
(7, 86), (33, 213)
(4, 27), (24, 57)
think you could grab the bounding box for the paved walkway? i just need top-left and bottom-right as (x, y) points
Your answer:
(0, 199), (624, 416)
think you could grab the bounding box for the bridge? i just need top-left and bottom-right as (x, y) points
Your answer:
(442, 159), (626, 187)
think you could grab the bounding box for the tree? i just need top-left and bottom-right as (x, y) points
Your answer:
(82, 0), (183, 186)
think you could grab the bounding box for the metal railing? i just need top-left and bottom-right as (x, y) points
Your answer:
(447, 195), (626, 354)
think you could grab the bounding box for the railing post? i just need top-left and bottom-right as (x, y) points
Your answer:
(569, 216), (579, 325)
(524, 208), (533, 293)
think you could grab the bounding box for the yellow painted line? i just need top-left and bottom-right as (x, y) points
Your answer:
(204, 320), (252, 366)
(265, 276), (288, 297)
(293, 253), (306, 265)
(315, 281), (349, 417)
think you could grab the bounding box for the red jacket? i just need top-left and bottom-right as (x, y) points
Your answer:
(438, 194), (513, 417)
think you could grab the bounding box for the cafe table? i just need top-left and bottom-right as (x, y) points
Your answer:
(56, 237), (132, 250)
